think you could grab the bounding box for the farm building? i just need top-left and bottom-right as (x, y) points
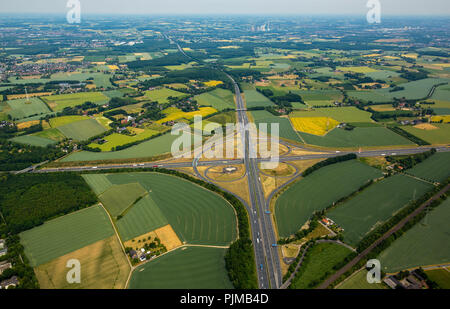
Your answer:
(0, 261), (12, 275)
(0, 276), (19, 289)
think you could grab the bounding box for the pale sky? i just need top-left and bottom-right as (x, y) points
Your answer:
(0, 0), (449, 16)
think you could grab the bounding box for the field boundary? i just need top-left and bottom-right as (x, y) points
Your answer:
(317, 182), (450, 289)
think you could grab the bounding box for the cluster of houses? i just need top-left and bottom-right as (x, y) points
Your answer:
(321, 217), (344, 233)
(383, 269), (428, 289)
(399, 119), (423, 126)
(128, 248), (157, 263)
(0, 121), (14, 129)
(0, 239), (19, 290)
(6, 62), (77, 78)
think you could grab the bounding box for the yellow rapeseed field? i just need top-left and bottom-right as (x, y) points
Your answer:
(290, 117), (339, 136)
(204, 80), (223, 87)
(431, 115), (450, 123)
(156, 107), (217, 124)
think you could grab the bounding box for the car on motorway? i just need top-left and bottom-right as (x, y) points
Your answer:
(260, 264), (263, 270)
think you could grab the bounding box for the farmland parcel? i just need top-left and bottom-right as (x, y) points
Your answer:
(328, 174), (433, 246)
(275, 160), (383, 238)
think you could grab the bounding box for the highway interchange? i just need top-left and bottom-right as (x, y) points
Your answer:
(32, 37), (450, 289)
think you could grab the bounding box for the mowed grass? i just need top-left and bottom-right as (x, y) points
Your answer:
(336, 269), (387, 289)
(195, 88), (235, 111)
(34, 236), (130, 289)
(244, 90), (275, 108)
(116, 195), (169, 241)
(7, 98), (51, 120)
(407, 152), (450, 183)
(61, 133), (180, 162)
(57, 119), (107, 141)
(425, 268), (450, 289)
(99, 183), (148, 217)
(378, 198), (450, 273)
(20, 205), (115, 267)
(42, 92), (109, 112)
(106, 173), (237, 246)
(290, 242), (352, 289)
(10, 135), (56, 147)
(275, 160), (383, 238)
(402, 123), (450, 145)
(129, 246), (232, 289)
(328, 175), (433, 246)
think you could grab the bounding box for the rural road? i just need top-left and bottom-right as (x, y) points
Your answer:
(29, 35), (450, 290)
(317, 183), (450, 289)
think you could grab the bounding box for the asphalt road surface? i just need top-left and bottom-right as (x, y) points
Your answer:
(32, 36), (450, 289)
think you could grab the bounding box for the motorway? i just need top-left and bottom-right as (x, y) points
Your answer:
(231, 74), (281, 289)
(32, 36), (450, 289)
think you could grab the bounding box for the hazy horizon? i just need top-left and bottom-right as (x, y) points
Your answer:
(0, 0), (449, 16)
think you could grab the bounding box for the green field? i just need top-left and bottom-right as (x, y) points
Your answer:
(7, 98), (51, 120)
(244, 90), (275, 108)
(425, 268), (450, 289)
(20, 205), (114, 267)
(207, 111), (236, 125)
(129, 246), (232, 289)
(291, 107), (373, 123)
(9, 72), (113, 88)
(49, 115), (90, 128)
(298, 127), (414, 148)
(116, 195), (169, 241)
(378, 198), (450, 273)
(33, 128), (66, 142)
(402, 123), (450, 145)
(275, 160), (383, 238)
(141, 88), (188, 103)
(407, 152), (450, 183)
(88, 129), (160, 151)
(251, 110), (303, 143)
(195, 88), (235, 111)
(379, 78), (449, 100)
(81, 174), (112, 195)
(347, 90), (393, 103)
(61, 133), (181, 162)
(106, 173), (237, 245)
(349, 78), (449, 102)
(10, 135), (57, 147)
(290, 242), (352, 289)
(336, 269), (387, 289)
(99, 183), (148, 217)
(42, 92), (109, 111)
(57, 119), (107, 141)
(328, 174), (433, 246)
(293, 90), (343, 103)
